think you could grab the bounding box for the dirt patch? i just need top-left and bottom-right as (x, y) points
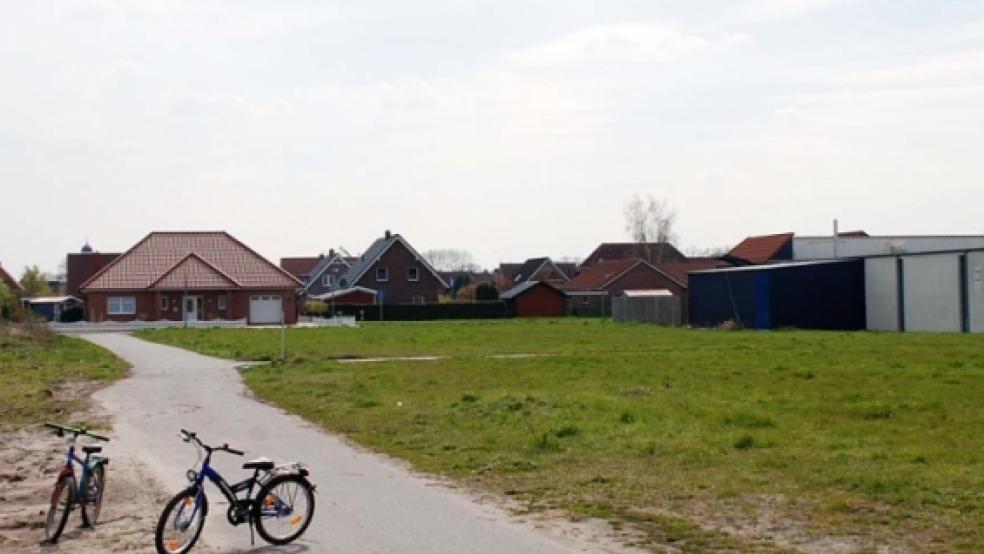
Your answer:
(0, 388), (218, 553)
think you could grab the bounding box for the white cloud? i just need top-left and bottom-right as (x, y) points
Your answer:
(739, 0), (860, 23)
(503, 21), (714, 68)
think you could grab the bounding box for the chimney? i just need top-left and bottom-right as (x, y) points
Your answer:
(328, 248), (335, 257)
(384, 230), (392, 239)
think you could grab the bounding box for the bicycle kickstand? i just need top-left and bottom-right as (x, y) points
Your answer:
(249, 519), (255, 546)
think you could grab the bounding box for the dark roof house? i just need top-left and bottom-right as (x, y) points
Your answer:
(317, 231), (448, 304)
(280, 256), (322, 281)
(79, 231), (302, 324)
(582, 242), (686, 267)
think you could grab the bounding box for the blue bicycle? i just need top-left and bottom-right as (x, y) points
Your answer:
(155, 429), (315, 554)
(44, 422), (110, 543)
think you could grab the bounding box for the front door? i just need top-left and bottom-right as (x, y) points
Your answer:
(184, 296), (201, 322)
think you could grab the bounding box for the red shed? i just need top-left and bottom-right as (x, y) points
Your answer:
(500, 281), (567, 317)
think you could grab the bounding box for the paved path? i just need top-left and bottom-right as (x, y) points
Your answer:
(86, 333), (584, 554)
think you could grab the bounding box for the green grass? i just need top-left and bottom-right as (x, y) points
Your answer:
(137, 320), (984, 550)
(0, 323), (127, 424)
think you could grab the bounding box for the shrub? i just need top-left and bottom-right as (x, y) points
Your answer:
(476, 283), (499, 301)
(302, 300), (328, 316)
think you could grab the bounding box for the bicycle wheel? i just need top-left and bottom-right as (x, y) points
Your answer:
(80, 464), (106, 527)
(253, 474), (315, 545)
(155, 488), (208, 554)
(45, 475), (75, 543)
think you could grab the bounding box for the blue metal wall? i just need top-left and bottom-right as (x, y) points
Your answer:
(689, 260), (866, 330)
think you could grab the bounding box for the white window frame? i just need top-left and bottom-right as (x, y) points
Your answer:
(107, 296), (136, 315)
(322, 274), (335, 287)
(217, 294), (227, 310)
(376, 267), (389, 282)
(407, 267), (419, 282)
(412, 295), (426, 305)
(160, 295), (169, 311)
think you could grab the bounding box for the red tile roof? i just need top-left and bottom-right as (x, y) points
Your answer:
(81, 232), (302, 291)
(656, 258), (731, 286)
(727, 233), (793, 264)
(0, 263), (23, 294)
(562, 259), (669, 290)
(280, 256), (321, 279)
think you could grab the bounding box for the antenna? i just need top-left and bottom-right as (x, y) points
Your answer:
(833, 218), (839, 259)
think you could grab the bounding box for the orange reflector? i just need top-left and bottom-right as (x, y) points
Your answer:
(183, 497), (193, 507)
(291, 515), (303, 526)
(166, 539), (180, 550)
(264, 495), (276, 508)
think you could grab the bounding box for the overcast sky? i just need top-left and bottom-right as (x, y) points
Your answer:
(2, 0), (983, 276)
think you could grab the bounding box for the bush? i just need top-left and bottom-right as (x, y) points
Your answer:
(476, 283), (499, 301)
(0, 281), (16, 321)
(302, 300), (328, 316)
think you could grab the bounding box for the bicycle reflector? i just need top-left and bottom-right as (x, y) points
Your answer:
(300, 468), (309, 477)
(186, 470), (197, 483)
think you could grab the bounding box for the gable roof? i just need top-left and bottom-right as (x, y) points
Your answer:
(563, 258), (684, 291)
(340, 233), (449, 289)
(81, 231), (302, 291)
(500, 280), (564, 300)
(0, 264), (23, 293)
(302, 253), (354, 293)
(583, 242), (685, 266)
(149, 253), (240, 290)
(280, 257), (321, 280)
(513, 258), (549, 283)
(727, 233), (794, 264)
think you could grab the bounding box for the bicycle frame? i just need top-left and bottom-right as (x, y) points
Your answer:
(53, 433), (104, 505)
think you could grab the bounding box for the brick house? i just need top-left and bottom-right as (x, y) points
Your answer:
(279, 256), (322, 282)
(500, 281), (567, 317)
(562, 258), (686, 315)
(318, 231), (448, 304)
(79, 231), (302, 324)
(66, 242), (120, 298)
(301, 250), (360, 298)
(495, 257), (574, 290)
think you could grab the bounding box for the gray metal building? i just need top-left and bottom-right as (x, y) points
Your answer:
(794, 235), (984, 260)
(864, 249), (984, 333)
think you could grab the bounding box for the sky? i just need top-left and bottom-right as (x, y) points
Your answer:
(2, 0), (984, 277)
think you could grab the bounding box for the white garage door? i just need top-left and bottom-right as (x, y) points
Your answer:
(249, 295), (283, 324)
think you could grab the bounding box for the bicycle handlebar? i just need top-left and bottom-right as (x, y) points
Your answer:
(45, 422), (110, 442)
(180, 429), (244, 456)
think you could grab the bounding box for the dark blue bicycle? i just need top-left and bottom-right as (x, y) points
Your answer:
(155, 429), (315, 554)
(44, 422), (110, 543)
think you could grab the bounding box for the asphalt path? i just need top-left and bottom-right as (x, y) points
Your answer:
(86, 333), (583, 554)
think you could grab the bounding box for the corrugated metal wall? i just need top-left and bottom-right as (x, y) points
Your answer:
(902, 253), (962, 332)
(864, 257), (899, 331)
(794, 236), (984, 260)
(864, 251), (984, 333)
(969, 251), (984, 333)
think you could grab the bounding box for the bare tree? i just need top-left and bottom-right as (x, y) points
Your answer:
(624, 194), (678, 262)
(422, 249), (481, 272)
(685, 245), (732, 258)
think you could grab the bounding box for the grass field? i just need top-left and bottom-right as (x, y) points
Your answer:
(138, 320), (984, 551)
(0, 323), (127, 424)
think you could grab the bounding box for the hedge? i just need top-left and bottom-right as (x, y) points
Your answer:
(332, 302), (510, 321)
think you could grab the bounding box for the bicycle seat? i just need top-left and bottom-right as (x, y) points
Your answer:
(243, 458), (275, 471)
(83, 445), (102, 454)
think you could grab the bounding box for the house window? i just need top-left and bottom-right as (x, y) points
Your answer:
(217, 295), (227, 310)
(160, 296), (169, 311)
(412, 295), (426, 305)
(376, 268), (389, 282)
(580, 296), (591, 305)
(323, 274), (335, 287)
(407, 267), (419, 281)
(108, 296), (136, 315)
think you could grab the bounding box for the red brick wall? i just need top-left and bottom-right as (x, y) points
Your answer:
(602, 264), (685, 296)
(85, 289), (297, 324)
(354, 242), (444, 303)
(511, 285), (566, 317)
(66, 253), (119, 298)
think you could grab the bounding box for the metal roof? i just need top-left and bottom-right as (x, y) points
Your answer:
(621, 289), (674, 297)
(688, 259), (854, 275)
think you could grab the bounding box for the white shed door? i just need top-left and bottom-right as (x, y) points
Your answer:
(249, 295), (283, 324)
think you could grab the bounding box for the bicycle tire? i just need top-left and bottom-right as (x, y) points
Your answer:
(253, 474), (315, 545)
(80, 464), (106, 527)
(155, 487), (208, 554)
(45, 475), (75, 543)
